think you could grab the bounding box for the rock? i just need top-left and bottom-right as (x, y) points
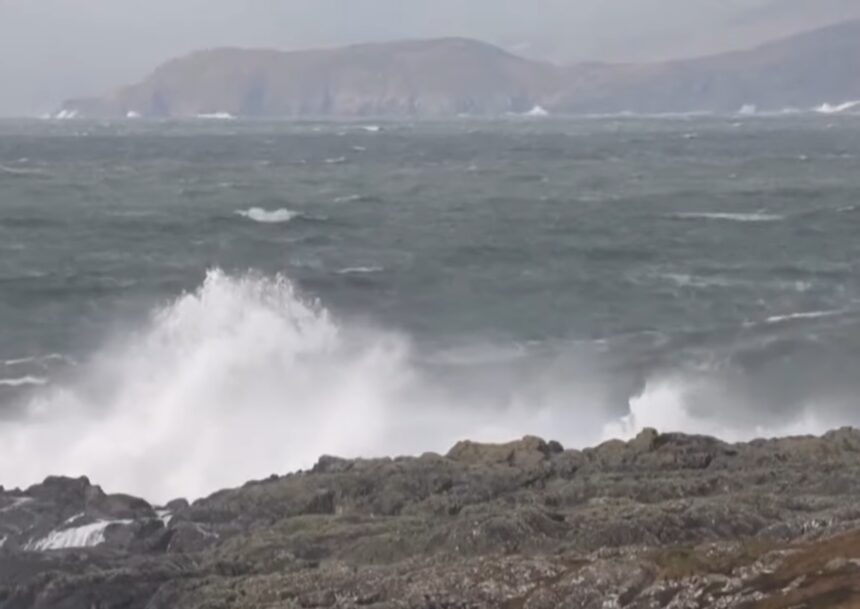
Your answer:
(446, 435), (560, 468)
(3, 430), (860, 607)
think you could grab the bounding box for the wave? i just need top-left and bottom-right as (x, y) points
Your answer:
(0, 164), (46, 177)
(333, 194), (364, 204)
(670, 212), (784, 223)
(336, 266), (384, 275)
(0, 376), (48, 387)
(602, 377), (832, 443)
(524, 106), (550, 118)
(235, 208), (297, 224)
(814, 101), (860, 115)
(196, 112), (235, 120)
(3, 270), (857, 502)
(762, 309), (848, 325)
(3, 354), (72, 367)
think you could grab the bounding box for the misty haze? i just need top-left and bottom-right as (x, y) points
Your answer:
(2, 2), (860, 607)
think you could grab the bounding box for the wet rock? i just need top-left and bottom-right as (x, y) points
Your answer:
(3, 429), (860, 608)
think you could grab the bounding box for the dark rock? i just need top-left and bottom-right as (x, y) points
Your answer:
(4, 429), (860, 608)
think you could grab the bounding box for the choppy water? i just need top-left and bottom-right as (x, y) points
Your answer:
(2, 116), (860, 500)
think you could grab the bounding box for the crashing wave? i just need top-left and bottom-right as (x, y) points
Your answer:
(3, 269), (857, 502)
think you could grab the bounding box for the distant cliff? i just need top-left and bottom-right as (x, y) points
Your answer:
(61, 38), (556, 119)
(60, 20), (860, 119)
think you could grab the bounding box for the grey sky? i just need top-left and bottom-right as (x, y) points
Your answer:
(1, 0), (858, 116)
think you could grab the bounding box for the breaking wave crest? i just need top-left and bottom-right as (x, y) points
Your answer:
(1, 270), (853, 502)
(235, 207), (297, 223)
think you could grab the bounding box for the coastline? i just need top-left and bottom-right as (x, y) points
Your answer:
(3, 427), (860, 607)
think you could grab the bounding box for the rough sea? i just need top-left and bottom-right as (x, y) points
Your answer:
(1, 115), (859, 501)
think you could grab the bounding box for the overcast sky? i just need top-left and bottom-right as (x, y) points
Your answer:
(1, 0), (857, 116)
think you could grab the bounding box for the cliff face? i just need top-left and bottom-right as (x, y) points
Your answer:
(3, 429), (860, 608)
(60, 20), (860, 119)
(64, 38), (557, 119)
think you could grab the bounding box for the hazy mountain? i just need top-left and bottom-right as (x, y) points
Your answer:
(553, 18), (860, 114)
(4, 0), (860, 116)
(60, 20), (860, 119)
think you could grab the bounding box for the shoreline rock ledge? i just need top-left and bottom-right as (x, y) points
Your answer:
(3, 428), (860, 608)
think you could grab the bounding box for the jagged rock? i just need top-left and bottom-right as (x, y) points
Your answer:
(3, 429), (860, 608)
(446, 435), (562, 467)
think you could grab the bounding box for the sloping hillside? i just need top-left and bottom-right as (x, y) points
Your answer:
(60, 20), (860, 118)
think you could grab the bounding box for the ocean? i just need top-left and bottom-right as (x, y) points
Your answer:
(1, 115), (859, 501)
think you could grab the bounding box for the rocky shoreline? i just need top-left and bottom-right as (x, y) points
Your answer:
(2, 428), (860, 608)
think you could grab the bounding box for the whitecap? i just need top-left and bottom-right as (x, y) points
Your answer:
(53, 109), (79, 120)
(0, 377), (48, 387)
(814, 101), (860, 115)
(4, 354), (70, 367)
(196, 112), (235, 120)
(524, 105), (550, 118)
(361, 125), (382, 133)
(324, 157), (347, 165)
(762, 309), (847, 325)
(235, 208), (297, 224)
(671, 212), (784, 223)
(336, 266), (384, 275)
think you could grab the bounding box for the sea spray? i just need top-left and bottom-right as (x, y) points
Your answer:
(1, 270), (854, 502)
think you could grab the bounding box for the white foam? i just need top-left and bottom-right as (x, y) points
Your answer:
(336, 266), (384, 275)
(0, 536), (6, 548)
(196, 112), (235, 120)
(53, 109), (79, 120)
(3, 354), (68, 367)
(235, 208), (297, 224)
(0, 377), (47, 387)
(814, 101), (860, 115)
(738, 104), (757, 116)
(524, 105), (550, 118)
(671, 212), (784, 223)
(324, 157), (347, 165)
(0, 270), (615, 502)
(762, 309), (846, 325)
(156, 509), (172, 526)
(361, 125), (382, 133)
(2, 270), (849, 503)
(126, 111), (142, 119)
(603, 378), (831, 443)
(26, 519), (132, 551)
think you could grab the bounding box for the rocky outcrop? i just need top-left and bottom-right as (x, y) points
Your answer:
(3, 428), (860, 608)
(59, 20), (860, 119)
